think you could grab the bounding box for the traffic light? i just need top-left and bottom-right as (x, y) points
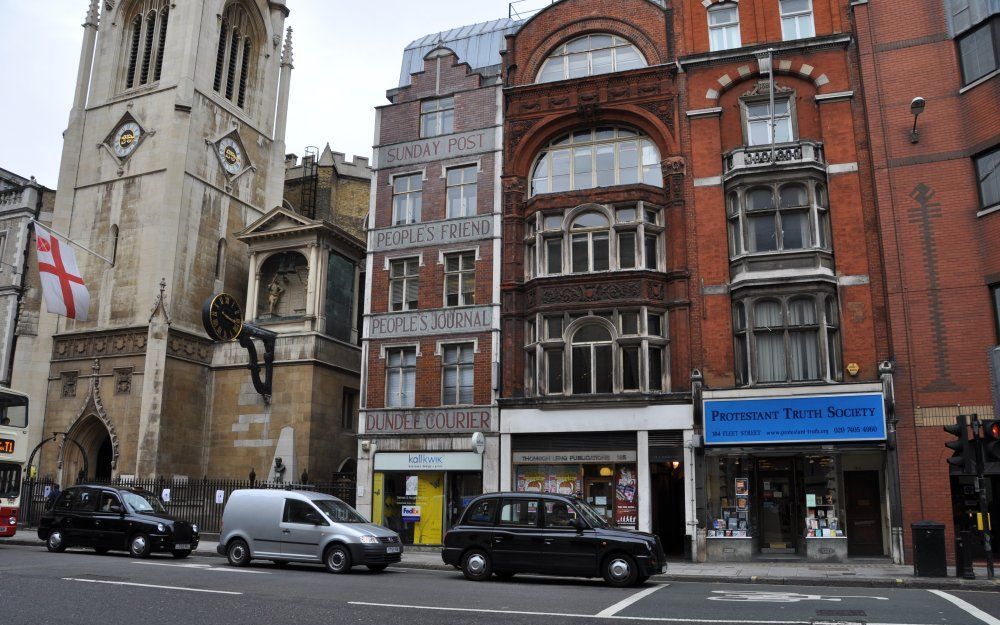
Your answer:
(945, 415), (974, 474)
(983, 419), (1000, 468)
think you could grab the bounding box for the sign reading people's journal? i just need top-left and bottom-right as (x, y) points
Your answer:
(703, 392), (886, 445)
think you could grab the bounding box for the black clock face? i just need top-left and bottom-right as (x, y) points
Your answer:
(202, 293), (244, 342)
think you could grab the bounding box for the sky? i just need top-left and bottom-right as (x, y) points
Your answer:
(0, 0), (521, 188)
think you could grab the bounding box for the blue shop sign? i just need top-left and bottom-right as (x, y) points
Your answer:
(704, 392), (886, 445)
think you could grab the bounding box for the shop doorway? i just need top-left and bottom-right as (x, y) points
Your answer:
(446, 472), (482, 530)
(756, 457), (799, 553)
(584, 476), (614, 523)
(844, 470), (883, 556)
(651, 462), (685, 556)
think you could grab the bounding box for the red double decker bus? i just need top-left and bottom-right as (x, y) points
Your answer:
(0, 389), (29, 537)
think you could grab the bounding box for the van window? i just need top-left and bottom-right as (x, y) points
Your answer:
(463, 499), (497, 526)
(498, 499), (539, 527)
(283, 499), (325, 525)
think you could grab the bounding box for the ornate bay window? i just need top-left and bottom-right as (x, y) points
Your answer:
(525, 309), (669, 396)
(525, 202), (664, 278)
(727, 180), (830, 257)
(530, 128), (663, 196)
(733, 292), (841, 386)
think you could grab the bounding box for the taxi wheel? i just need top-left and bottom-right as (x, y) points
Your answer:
(46, 530), (67, 553)
(461, 549), (492, 581)
(602, 553), (639, 588)
(226, 539), (251, 567)
(129, 533), (152, 558)
(172, 549), (192, 559)
(324, 544), (352, 574)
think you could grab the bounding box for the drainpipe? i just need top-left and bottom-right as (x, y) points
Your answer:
(881, 361), (905, 564)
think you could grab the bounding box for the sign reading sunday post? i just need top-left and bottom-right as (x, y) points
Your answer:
(703, 393), (886, 445)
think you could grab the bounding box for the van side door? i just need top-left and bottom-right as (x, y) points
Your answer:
(280, 499), (327, 561)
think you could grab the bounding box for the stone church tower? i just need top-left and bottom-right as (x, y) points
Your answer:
(14, 0), (292, 481)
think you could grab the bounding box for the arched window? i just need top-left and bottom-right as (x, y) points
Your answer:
(531, 127), (662, 196)
(570, 211), (610, 272)
(121, 1), (169, 91)
(571, 324), (614, 394)
(110, 225), (120, 265)
(213, 2), (261, 110)
(537, 34), (646, 83)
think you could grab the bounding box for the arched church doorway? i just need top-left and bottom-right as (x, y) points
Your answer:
(63, 415), (114, 483)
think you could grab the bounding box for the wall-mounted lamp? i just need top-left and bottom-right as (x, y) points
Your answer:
(599, 466), (614, 477)
(909, 97), (926, 144)
(671, 460), (681, 470)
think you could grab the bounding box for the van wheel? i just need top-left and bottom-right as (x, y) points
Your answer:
(602, 553), (639, 588)
(226, 539), (251, 567)
(461, 549), (492, 581)
(324, 544), (352, 574)
(129, 533), (152, 558)
(172, 549), (192, 559)
(367, 564), (388, 572)
(46, 530), (67, 553)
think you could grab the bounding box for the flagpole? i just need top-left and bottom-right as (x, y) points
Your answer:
(767, 47), (776, 164)
(31, 220), (114, 266)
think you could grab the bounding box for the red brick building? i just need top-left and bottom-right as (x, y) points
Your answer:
(853, 0), (1000, 563)
(356, 20), (516, 546)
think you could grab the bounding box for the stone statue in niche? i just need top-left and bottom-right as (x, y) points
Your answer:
(266, 276), (286, 316)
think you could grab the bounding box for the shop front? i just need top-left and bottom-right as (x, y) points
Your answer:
(702, 384), (892, 563)
(371, 451), (484, 546)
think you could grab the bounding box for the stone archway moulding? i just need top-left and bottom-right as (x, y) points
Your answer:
(64, 359), (120, 471)
(704, 59), (833, 102)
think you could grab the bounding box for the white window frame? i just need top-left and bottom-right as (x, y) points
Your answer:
(446, 164), (479, 218)
(420, 96), (455, 138)
(744, 95), (796, 147)
(536, 34), (648, 83)
(779, 0), (815, 41)
(708, 3), (742, 51)
(385, 345), (417, 408)
(391, 172), (423, 225)
(389, 257), (420, 312)
(440, 341), (475, 406)
(530, 127), (663, 196)
(443, 250), (476, 307)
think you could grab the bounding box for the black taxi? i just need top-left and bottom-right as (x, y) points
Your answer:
(38, 485), (199, 558)
(442, 492), (666, 587)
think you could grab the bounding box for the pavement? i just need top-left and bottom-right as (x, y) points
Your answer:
(4, 534), (999, 591)
(2, 541), (1000, 625)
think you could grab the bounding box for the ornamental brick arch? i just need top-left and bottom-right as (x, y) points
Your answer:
(701, 58), (842, 105)
(506, 0), (672, 88)
(506, 105), (681, 181)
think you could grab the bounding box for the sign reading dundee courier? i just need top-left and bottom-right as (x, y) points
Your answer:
(364, 407), (494, 434)
(369, 306), (492, 339)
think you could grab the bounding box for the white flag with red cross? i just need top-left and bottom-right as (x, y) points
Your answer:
(35, 224), (90, 321)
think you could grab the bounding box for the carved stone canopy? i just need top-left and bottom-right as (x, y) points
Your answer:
(65, 359), (120, 470)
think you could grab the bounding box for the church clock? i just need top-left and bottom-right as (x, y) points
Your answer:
(202, 293), (244, 342)
(218, 137), (244, 175)
(113, 121), (142, 158)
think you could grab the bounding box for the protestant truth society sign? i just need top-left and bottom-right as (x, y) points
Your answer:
(703, 392), (886, 445)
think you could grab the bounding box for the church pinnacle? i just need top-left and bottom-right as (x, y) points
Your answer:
(84, 0), (100, 28)
(281, 27), (294, 68)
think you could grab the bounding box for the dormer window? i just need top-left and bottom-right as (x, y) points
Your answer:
(536, 34), (646, 83)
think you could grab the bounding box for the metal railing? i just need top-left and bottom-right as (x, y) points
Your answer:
(18, 474), (357, 535)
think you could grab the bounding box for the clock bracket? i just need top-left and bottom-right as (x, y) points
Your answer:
(238, 322), (277, 402)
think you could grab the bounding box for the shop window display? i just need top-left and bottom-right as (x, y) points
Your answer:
(707, 456), (753, 538)
(803, 456), (844, 538)
(514, 463), (638, 527)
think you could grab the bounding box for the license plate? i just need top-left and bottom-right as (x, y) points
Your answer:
(174, 543), (191, 550)
(386, 546), (400, 554)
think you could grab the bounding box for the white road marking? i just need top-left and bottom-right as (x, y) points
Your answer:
(131, 561), (270, 574)
(928, 590), (1000, 625)
(596, 584), (667, 617)
(347, 601), (939, 624)
(62, 578), (242, 595)
(709, 590), (889, 603)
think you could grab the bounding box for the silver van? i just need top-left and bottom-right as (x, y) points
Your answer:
(217, 489), (402, 573)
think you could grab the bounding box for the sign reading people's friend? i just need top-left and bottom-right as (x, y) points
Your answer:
(704, 392), (886, 445)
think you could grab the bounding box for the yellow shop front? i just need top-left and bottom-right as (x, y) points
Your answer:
(371, 451), (483, 546)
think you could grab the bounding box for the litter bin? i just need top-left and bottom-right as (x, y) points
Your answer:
(912, 521), (947, 577)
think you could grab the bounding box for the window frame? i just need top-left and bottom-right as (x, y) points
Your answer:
(446, 164), (479, 218)
(443, 250), (476, 307)
(956, 17), (1000, 86)
(779, 0), (816, 41)
(341, 388), (358, 430)
(391, 172), (424, 225)
(708, 3), (742, 52)
(121, 1), (171, 93)
(536, 34), (648, 83)
(974, 144), (1000, 213)
(741, 94), (797, 147)
(384, 345), (418, 408)
(530, 128), (663, 196)
(441, 341), (475, 406)
(727, 178), (829, 258)
(420, 96), (455, 138)
(389, 257), (420, 312)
